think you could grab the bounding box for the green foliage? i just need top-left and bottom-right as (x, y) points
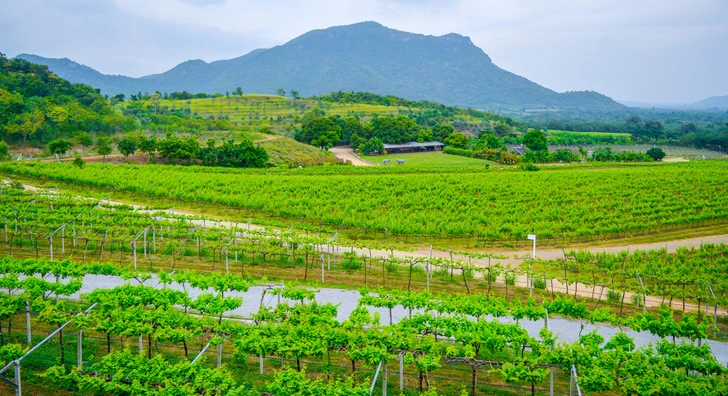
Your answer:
(74, 131), (93, 149)
(444, 131), (469, 148)
(138, 134), (157, 158)
(646, 147), (666, 161)
(0, 140), (8, 160)
(157, 134), (200, 161)
(432, 124), (455, 142)
(296, 116), (341, 148)
(117, 137), (138, 157)
(72, 156), (85, 169)
(523, 129), (547, 152)
(94, 136), (112, 157)
(591, 146), (654, 162)
(267, 368), (369, 396)
(369, 116), (420, 143)
(442, 146), (520, 165)
(5, 161), (728, 241)
(47, 138), (73, 156)
(0, 54), (120, 144)
(361, 137), (384, 155)
(519, 162), (540, 172)
(199, 139), (269, 168)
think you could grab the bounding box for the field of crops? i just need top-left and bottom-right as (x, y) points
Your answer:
(3, 161), (727, 246)
(1, 186), (727, 395)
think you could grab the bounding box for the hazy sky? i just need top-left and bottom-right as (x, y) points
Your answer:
(2, 0), (727, 103)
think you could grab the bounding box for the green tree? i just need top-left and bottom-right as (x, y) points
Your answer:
(370, 116), (419, 143)
(361, 137), (385, 155)
(493, 122), (512, 137)
(47, 138), (73, 162)
(301, 108), (326, 127)
(117, 137), (138, 158)
(290, 90), (300, 100)
(350, 133), (366, 150)
(74, 132), (93, 154)
(479, 132), (505, 150)
(95, 136), (113, 160)
(138, 135), (157, 163)
(445, 132), (469, 148)
(234, 87), (243, 96)
(646, 147), (665, 161)
(432, 124), (454, 142)
(296, 117), (341, 148)
(276, 88), (286, 97)
(417, 128), (433, 143)
(341, 116), (364, 144)
(523, 129), (548, 152)
(643, 120), (665, 141)
(157, 134), (200, 162)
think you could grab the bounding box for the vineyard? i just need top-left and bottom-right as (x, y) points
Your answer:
(1, 257), (726, 395)
(2, 161), (728, 247)
(0, 185), (727, 394)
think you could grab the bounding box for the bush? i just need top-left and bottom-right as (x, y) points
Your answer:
(646, 147), (666, 161)
(532, 276), (547, 290)
(520, 163), (540, 172)
(607, 290), (622, 304)
(443, 146), (520, 165)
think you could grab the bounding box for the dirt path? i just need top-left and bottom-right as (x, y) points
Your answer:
(329, 147), (374, 166)
(254, 134), (283, 143)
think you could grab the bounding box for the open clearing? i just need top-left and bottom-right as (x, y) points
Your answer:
(361, 151), (493, 167)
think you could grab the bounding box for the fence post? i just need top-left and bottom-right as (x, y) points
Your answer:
(25, 301), (31, 345)
(77, 328), (83, 370)
(259, 355), (264, 374)
(399, 353), (404, 392)
(138, 335), (143, 354)
(14, 361), (21, 396)
(569, 365), (574, 396)
(217, 342), (223, 368)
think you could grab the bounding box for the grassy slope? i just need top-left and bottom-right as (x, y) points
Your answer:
(258, 136), (335, 166)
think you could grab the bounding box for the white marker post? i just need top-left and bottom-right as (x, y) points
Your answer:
(527, 234), (536, 295)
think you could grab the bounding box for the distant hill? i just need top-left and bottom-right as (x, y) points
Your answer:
(0, 53), (116, 144)
(16, 21), (624, 111)
(689, 95), (728, 110)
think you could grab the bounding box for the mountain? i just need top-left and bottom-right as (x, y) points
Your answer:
(16, 21), (624, 111)
(689, 95), (728, 110)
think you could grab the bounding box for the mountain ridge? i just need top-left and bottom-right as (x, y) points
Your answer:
(15, 21), (623, 111)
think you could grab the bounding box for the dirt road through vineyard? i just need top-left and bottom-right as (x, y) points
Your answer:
(329, 147), (374, 166)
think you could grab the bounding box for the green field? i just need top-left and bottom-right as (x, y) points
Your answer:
(3, 160), (727, 245)
(361, 151), (493, 167)
(547, 129), (631, 137)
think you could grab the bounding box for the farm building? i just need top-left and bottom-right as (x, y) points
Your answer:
(382, 141), (445, 154)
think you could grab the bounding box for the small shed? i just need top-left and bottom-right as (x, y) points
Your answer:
(508, 144), (526, 156)
(383, 141), (445, 154)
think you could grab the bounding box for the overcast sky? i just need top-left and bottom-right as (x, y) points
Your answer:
(2, 0), (727, 103)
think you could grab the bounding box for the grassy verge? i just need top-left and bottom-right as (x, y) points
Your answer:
(362, 151), (494, 167)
